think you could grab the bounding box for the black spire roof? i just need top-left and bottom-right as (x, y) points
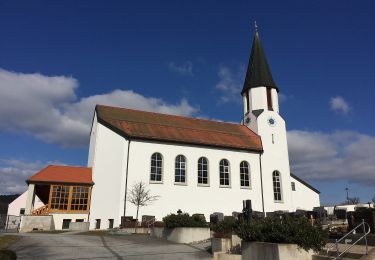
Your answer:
(242, 30), (278, 94)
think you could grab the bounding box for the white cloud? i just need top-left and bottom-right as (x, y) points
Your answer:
(330, 96), (351, 114)
(0, 68), (198, 147)
(288, 130), (375, 185)
(168, 61), (193, 76)
(215, 66), (244, 103)
(0, 159), (61, 194)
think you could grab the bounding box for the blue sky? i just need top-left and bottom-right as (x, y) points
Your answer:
(0, 1), (374, 205)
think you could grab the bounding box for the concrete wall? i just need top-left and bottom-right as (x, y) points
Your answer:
(51, 213), (89, 230)
(241, 241), (313, 260)
(290, 176), (320, 211)
(7, 191), (44, 216)
(69, 222), (90, 231)
(19, 215), (54, 232)
(151, 227), (210, 244)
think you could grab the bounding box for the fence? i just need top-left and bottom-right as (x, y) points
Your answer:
(0, 214), (21, 233)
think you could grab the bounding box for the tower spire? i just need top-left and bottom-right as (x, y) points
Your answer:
(241, 24), (278, 95)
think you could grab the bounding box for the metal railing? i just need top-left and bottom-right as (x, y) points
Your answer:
(326, 219), (371, 259)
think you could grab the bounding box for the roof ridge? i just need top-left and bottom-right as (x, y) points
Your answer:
(96, 104), (244, 127)
(47, 164), (91, 169)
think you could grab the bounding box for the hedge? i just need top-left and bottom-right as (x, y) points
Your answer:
(234, 216), (328, 252)
(163, 213), (207, 228)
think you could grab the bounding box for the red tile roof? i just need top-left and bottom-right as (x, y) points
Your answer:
(27, 165), (93, 185)
(96, 105), (263, 152)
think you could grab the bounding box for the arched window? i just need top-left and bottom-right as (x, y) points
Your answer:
(198, 157), (208, 185)
(240, 161), (250, 187)
(150, 153), (163, 182)
(175, 155), (186, 183)
(272, 171), (282, 201)
(219, 159), (230, 186)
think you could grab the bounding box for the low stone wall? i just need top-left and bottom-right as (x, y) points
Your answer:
(151, 227), (210, 244)
(242, 241), (314, 260)
(69, 222), (90, 231)
(19, 215), (54, 232)
(212, 235), (241, 253)
(118, 227), (149, 234)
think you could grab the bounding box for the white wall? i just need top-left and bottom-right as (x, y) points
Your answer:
(257, 111), (294, 213)
(87, 112), (98, 167)
(88, 119), (129, 229)
(290, 177), (320, 211)
(124, 140), (263, 223)
(249, 87), (267, 111)
(246, 85), (320, 213)
(88, 113), (321, 229)
(7, 191), (44, 216)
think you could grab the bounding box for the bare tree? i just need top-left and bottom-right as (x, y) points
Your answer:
(127, 181), (160, 227)
(372, 196), (375, 205)
(345, 197), (360, 205)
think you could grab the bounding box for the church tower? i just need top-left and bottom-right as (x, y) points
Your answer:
(242, 25), (293, 213)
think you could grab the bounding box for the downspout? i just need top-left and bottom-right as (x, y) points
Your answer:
(123, 139), (131, 218)
(259, 153), (265, 217)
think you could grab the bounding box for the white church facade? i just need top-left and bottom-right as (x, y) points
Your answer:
(20, 30), (320, 231)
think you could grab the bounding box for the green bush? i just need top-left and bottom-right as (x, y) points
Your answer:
(163, 213), (208, 228)
(0, 250), (17, 260)
(212, 216), (237, 238)
(235, 216), (328, 252)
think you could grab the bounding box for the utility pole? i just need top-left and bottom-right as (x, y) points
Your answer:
(345, 187), (349, 202)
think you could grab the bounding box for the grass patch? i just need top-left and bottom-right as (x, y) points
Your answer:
(0, 235), (20, 249)
(74, 230), (110, 236)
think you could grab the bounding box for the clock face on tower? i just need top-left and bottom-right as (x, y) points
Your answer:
(268, 117), (276, 126)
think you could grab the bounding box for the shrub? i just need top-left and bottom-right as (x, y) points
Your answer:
(235, 216), (328, 252)
(0, 250), (17, 260)
(212, 216), (237, 238)
(163, 213), (208, 228)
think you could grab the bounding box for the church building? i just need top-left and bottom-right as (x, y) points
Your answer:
(22, 29), (320, 231)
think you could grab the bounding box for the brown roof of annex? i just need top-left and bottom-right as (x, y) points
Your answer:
(27, 165), (93, 185)
(95, 105), (263, 152)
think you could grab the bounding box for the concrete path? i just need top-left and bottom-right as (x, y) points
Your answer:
(9, 233), (212, 260)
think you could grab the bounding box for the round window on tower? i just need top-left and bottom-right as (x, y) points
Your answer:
(268, 117), (276, 126)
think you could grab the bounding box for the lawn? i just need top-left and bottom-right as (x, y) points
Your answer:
(0, 235), (20, 249)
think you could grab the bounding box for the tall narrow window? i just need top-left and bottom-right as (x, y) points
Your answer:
(273, 171), (282, 201)
(267, 88), (273, 110)
(150, 152), (163, 182)
(198, 157), (208, 185)
(219, 159), (230, 186)
(175, 155), (186, 183)
(240, 161), (250, 187)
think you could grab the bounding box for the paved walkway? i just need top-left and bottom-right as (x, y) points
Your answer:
(9, 233), (212, 260)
